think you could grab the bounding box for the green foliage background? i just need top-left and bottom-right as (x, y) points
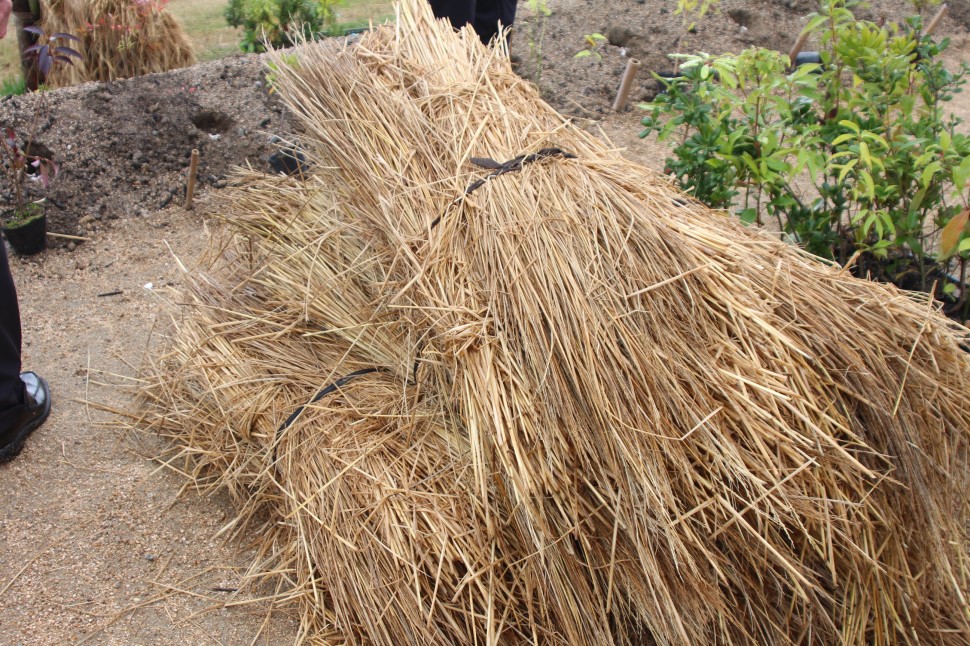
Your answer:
(642, 0), (970, 319)
(225, 0), (339, 52)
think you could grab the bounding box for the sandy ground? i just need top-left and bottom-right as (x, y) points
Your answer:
(1, 207), (302, 644)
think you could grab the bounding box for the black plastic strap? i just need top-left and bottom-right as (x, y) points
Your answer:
(275, 367), (384, 437)
(428, 147), (577, 230)
(274, 148), (577, 459)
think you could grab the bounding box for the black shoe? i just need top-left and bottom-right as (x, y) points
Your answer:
(0, 372), (51, 463)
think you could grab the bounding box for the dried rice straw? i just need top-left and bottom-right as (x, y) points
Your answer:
(129, 1), (970, 644)
(40, 0), (194, 87)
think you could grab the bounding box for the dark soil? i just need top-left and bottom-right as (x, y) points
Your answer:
(0, 54), (294, 242)
(852, 251), (970, 322)
(514, 0), (965, 116)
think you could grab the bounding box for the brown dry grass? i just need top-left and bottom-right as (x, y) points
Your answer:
(128, 1), (970, 644)
(40, 0), (194, 87)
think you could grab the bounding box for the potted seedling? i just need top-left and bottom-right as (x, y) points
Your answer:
(0, 127), (56, 255)
(1, 27), (80, 255)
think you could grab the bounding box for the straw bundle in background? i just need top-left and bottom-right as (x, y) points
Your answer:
(40, 0), (194, 87)
(131, 1), (970, 643)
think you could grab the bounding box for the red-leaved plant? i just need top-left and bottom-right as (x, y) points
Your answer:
(22, 26), (82, 77)
(0, 127), (56, 220)
(1, 27), (80, 225)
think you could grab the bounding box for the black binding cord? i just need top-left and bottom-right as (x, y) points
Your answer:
(428, 147), (577, 230)
(273, 148), (578, 460)
(273, 367), (386, 464)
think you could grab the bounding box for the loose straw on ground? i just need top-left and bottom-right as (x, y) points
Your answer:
(46, 232), (91, 241)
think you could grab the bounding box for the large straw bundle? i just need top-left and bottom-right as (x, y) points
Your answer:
(132, 1), (970, 643)
(40, 0), (194, 87)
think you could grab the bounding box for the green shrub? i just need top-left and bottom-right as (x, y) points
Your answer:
(225, 0), (338, 53)
(640, 0), (970, 317)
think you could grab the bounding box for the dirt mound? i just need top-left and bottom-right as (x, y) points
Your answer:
(517, 0), (964, 115)
(0, 54), (291, 241)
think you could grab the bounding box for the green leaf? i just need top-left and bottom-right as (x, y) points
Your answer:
(839, 119), (861, 134)
(838, 158), (859, 183)
(788, 63), (821, 81)
(804, 14), (829, 35)
(908, 237), (923, 255)
(830, 132), (856, 146)
(899, 94), (916, 117)
(953, 155), (970, 192)
(858, 169), (875, 199)
(828, 150), (856, 161)
(857, 128), (885, 144)
(914, 150), (936, 167)
(909, 186), (928, 215)
(738, 208), (759, 224)
(869, 239), (891, 258)
(920, 161), (943, 189)
(864, 211), (882, 237)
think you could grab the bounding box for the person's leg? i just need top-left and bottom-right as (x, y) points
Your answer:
(0, 240), (23, 415)
(0, 240), (50, 462)
(428, 0), (476, 32)
(500, 0), (517, 28)
(473, 0), (517, 46)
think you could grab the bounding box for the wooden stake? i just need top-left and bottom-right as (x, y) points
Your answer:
(612, 58), (642, 113)
(788, 30), (811, 64)
(184, 149), (200, 211)
(46, 231), (92, 242)
(926, 3), (948, 36)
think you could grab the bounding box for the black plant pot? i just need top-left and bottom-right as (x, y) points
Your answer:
(2, 211), (47, 255)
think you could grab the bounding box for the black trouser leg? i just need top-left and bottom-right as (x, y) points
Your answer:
(0, 241), (24, 426)
(429, 0), (517, 46)
(473, 0), (517, 45)
(428, 0), (476, 32)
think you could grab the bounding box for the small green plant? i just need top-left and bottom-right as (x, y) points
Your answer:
(523, 0), (551, 84)
(640, 0), (970, 320)
(0, 77), (27, 98)
(574, 33), (607, 61)
(265, 51), (300, 94)
(675, 0), (718, 32)
(676, 0), (719, 19)
(225, 0), (338, 53)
